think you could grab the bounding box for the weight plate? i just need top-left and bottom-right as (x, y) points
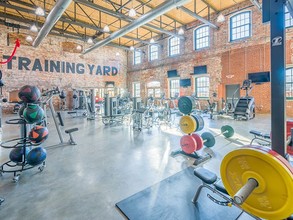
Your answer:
(192, 133), (203, 151)
(221, 125), (234, 138)
(220, 146), (293, 220)
(201, 132), (215, 148)
(193, 114), (204, 132)
(178, 96), (195, 115)
(180, 135), (197, 154)
(179, 115), (197, 134)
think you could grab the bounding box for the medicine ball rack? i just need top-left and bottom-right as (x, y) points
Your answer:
(0, 118), (45, 182)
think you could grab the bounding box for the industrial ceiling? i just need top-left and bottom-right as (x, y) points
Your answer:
(0, 0), (255, 53)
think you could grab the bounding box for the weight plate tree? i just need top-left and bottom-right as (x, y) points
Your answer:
(220, 146), (293, 219)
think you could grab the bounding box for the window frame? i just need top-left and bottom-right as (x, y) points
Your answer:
(132, 82), (141, 97)
(286, 67), (293, 100)
(168, 37), (180, 57)
(193, 25), (210, 50)
(285, 6), (293, 28)
(133, 50), (142, 65)
(149, 44), (159, 61)
(229, 10), (252, 42)
(168, 78), (180, 99)
(194, 76), (210, 99)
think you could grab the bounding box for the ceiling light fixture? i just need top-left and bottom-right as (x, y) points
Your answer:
(116, 52), (120, 56)
(217, 0), (225, 23)
(35, 7), (45, 16)
(129, 8), (137, 17)
(87, 37), (93, 44)
(76, 45), (82, 51)
(130, 46), (134, 51)
(103, 25), (110, 33)
(150, 38), (155, 44)
(178, 27), (184, 35)
(30, 24), (38, 32)
(26, 36), (33, 42)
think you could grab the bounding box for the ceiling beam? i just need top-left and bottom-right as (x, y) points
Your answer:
(250, 0), (262, 11)
(33, 0), (72, 47)
(73, 0), (185, 39)
(83, 0), (190, 54)
(201, 0), (218, 13)
(0, 2), (153, 45)
(135, 0), (184, 25)
(180, 6), (218, 29)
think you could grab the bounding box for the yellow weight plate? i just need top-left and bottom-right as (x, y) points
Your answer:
(179, 115), (197, 134)
(220, 145), (293, 220)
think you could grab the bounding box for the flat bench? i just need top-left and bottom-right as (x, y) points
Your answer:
(249, 130), (271, 145)
(192, 167), (259, 219)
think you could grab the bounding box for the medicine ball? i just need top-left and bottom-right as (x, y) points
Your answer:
(73, 94), (77, 99)
(26, 147), (47, 166)
(29, 126), (49, 145)
(9, 147), (30, 163)
(18, 85), (41, 103)
(2, 98), (7, 103)
(59, 90), (66, 99)
(23, 104), (44, 124)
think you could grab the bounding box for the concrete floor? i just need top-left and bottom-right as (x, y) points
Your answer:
(0, 112), (280, 220)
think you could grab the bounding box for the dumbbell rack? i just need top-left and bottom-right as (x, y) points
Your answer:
(0, 118), (45, 182)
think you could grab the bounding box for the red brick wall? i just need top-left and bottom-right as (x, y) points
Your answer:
(127, 0), (293, 116)
(0, 26), (127, 109)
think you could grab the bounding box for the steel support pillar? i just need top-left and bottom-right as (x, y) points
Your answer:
(270, 0), (286, 157)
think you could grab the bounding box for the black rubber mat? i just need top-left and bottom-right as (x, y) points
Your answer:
(116, 167), (253, 220)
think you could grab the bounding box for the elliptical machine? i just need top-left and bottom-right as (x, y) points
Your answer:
(233, 79), (255, 120)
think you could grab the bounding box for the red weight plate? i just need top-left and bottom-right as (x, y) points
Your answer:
(180, 135), (197, 154)
(191, 133), (204, 151)
(287, 145), (293, 156)
(248, 145), (293, 175)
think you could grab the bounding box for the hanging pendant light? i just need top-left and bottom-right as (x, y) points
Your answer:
(76, 45), (82, 51)
(130, 46), (134, 51)
(87, 37), (93, 44)
(217, 0), (225, 23)
(129, 8), (137, 17)
(35, 7), (45, 16)
(26, 36), (33, 42)
(178, 27), (184, 35)
(30, 24), (38, 33)
(103, 25), (110, 33)
(150, 38), (155, 44)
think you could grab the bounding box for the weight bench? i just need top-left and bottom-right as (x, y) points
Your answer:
(192, 167), (260, 220)
(65, 128), (78, 145)
(249, 130), (271, 145)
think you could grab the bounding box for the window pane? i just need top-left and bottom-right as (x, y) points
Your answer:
(150, 45), (159, 61)
(195, 77), (209, 98)
(169, 79), (180, 98)
(195, 26), (210, 50)
(285, 6), (293, 28)
(286, 68), (293, 98)
(230, 12), (251, 41)
(134, 51), (141, 65)
(169, 37), (180, 56)
(133, 83), (140, 97)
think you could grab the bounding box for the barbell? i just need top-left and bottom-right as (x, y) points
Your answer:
(180, 125), (234, 154)
(221, 145), (293, 219)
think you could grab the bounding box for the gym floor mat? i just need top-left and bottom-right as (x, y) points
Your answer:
(116, 167), (254, 220)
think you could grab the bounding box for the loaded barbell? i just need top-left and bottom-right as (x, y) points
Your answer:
(179, 114), (204, 134)
(220, 145), (293, 219)
(180, 125), (235, 154)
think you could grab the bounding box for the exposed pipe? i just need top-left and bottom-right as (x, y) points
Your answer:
(180, 6), (218, 29)
(74, 0), (185, 39)
(82, 0), (190, 54)
(250, 0), (262, 11)
(33, 0), (72, 47)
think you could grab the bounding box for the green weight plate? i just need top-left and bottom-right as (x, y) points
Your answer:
(221, 125), (234, 138)
(178, 96), (195, 115)
(201, 132), (215, 148)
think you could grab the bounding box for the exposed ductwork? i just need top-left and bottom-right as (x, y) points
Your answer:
(74, 0), (185, 39)
(179, 6), (218, 29)
(83, 0), (190, 54)
(33, 0), (72, 47)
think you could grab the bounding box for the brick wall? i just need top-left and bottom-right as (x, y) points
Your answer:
(0, 25), (127, 110)
(127, 0), (293, 116)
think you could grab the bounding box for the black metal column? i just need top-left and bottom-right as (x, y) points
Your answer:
(270, 0), (286, 157)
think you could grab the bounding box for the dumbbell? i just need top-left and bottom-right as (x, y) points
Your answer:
(180, 125), (234, 154)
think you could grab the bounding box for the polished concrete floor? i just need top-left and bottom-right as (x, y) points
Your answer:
(0, 111), (283, 220)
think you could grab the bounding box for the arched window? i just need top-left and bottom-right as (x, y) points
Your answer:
(194, 25), (210, 50)
(230, 11), (251, 41)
